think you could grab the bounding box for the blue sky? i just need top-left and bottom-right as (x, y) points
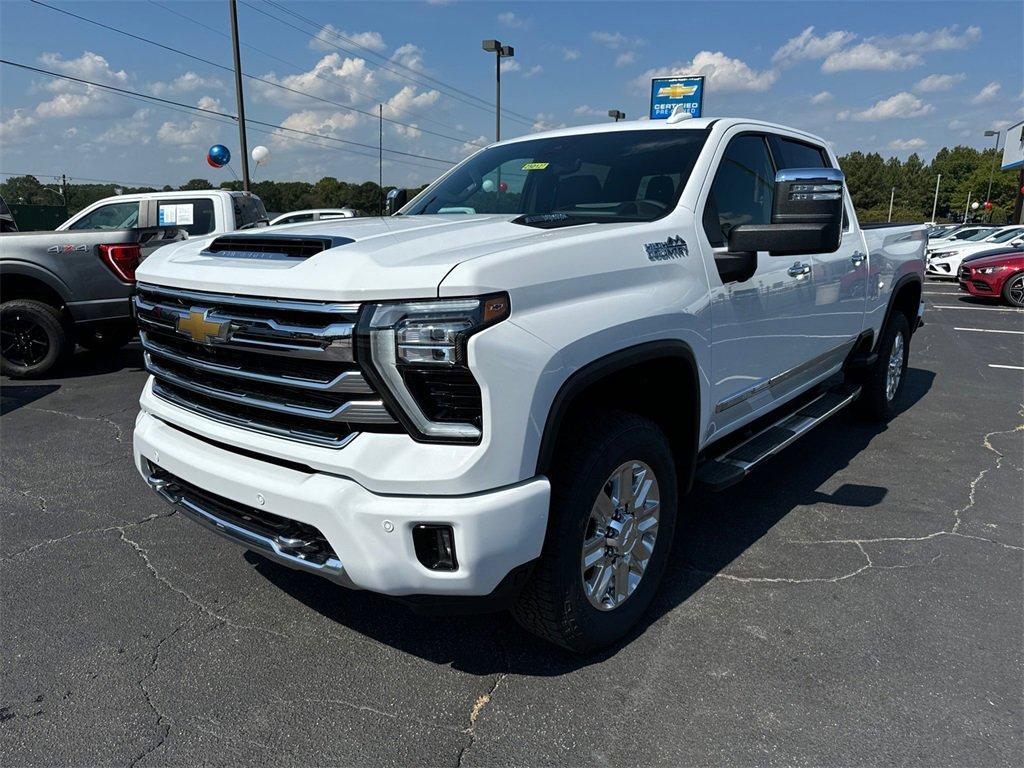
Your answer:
(1, 0), (1020, 189)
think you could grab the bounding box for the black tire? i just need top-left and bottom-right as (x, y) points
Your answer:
(512, 411), (678, 652)
(856, 312), (910, 421)
(1001, 272), (1024, 308)
(77, 322), (136, 352)
(1, 299), (71, 378)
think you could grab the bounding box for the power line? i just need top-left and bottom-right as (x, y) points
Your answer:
(263, 0), (537, 125)
(1, 170), (164, 187)
(1, 58), (455, 166)
(27, 0), (480, 150)
(240, 0), (534, 129)
(147, 0), (486, 146)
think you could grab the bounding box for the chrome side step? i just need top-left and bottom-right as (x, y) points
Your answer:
(695, 384), (861, 491)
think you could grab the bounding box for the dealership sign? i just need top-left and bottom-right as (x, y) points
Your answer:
(649, 76), (705, 120)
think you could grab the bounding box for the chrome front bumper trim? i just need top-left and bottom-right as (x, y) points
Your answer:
(145, 469), (354, 587)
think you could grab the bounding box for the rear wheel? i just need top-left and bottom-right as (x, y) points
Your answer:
(1002, 272), (1024, 308)
(1, 299), (70, 378)
(512, 412), (678, 652)
(856, 312), (910, 421)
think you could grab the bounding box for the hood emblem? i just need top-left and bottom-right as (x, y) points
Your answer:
(645, 235), (688, 262)
(176, 307), (230, 344)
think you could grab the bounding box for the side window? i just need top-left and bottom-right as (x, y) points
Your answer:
(156, 198), (216, 236)
(68, 201), (140, 230)
(703, 135), (775, 247)
(768, 136), (829, 170)
(233, 194), (268, 228)
(281, 213), (314, 224)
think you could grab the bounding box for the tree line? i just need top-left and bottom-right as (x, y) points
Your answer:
(1, 144), (1018, 225)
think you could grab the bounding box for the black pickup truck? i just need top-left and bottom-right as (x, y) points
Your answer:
(0, 224), (182, 377)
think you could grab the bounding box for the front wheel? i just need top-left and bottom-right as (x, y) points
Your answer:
(1002, 272), (1024, 308)
(856, 312), (910, 421)
(512, 412), (678, 652)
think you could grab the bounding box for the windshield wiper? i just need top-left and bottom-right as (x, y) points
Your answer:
(511, 213), (644, 229)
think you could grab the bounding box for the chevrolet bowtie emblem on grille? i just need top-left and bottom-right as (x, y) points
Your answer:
(176, 308), (230, 344)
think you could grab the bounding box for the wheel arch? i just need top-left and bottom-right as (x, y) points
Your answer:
(879, 273), (922, 347)
(0, 263), (71, 314)
(535, 340), (701, 493)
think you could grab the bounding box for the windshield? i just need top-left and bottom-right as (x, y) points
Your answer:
(988, 228), (1024, 243)
(405, 129), (710, 223)
(962, 228), (998, 241)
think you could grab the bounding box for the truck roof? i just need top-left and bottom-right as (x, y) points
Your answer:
(498, 116), (830, 153)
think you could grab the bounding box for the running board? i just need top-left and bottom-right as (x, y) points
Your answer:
(695, 384), (861, 491)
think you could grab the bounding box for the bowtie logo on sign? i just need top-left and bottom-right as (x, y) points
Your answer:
(645, 236), (689, 262)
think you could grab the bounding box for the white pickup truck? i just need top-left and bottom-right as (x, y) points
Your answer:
(132, 117), (926, 651)
(59, 189), (268, 238)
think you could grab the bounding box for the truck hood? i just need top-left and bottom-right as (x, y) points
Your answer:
(136, 214), (615, 301)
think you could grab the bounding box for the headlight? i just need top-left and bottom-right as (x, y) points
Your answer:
(358, 294), (510, 442)
(978, 266), (1006, 275)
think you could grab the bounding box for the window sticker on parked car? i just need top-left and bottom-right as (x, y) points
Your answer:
(159, 203), (194, 227)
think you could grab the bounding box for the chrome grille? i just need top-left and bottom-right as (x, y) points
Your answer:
(136, 282), (395, 447)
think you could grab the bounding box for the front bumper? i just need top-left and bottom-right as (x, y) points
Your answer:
(926, 260), (957, 277)
(958, 267), (999, 296)
(133, 410), (550, 597)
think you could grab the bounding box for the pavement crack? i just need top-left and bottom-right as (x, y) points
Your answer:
(1, 511), (174, 563)
(129, 624), (184, 768)
(456, 672), (508, 767)
(2, 485), (48, 513)
(22, 405), (124, 442)
(952, 414), (1024, 535)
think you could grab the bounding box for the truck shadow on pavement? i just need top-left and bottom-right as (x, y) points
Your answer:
(250, 367), (935, 675)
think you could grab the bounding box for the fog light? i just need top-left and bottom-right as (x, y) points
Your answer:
(412, 524), (458, 571)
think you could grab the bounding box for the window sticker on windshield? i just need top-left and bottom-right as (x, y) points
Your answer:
(174, 204), (194, 226)
(522, 162), (549, 171)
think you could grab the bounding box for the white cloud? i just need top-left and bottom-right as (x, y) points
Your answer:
(888, 137), (926, 151)
(947, 118), (969, 130)
(870, 25), (981, 53)
(573, 105), (604, 117)
(637, 51), (778, 93)
(497, 11), (527, 28)
(196, 95), (222, 112)
(500, 58), (520, 73)
(308, 23), (386, 52)
(156, 118), (210, 146)
(271, 109), (360, 148)
(383, 86), (441, 138)
(523, 64), (543, 78)
(39, 51), (128, 87)
(33, 51), (131, 119)
(822, 43), (920, 73)
(914, 73), (966, 93)
(562, 48), (581, 61)
(255, 53), (376, 105)
(390, 43), (425, 73)
(96, 108), (152, 145)
(590, 31), (645, 49)
(532, 112), (566, 132)
(837, 92), (934, 122)
(810, 90), (833, 104)
(0, 109), (38, 142)
(773, 27), (855, 65)
(615, 52), (636, 68)
(148, 72), (222, 97)
(970, 81), (1001, 104)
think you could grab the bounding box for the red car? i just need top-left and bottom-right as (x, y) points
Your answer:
(958, 248), (1024, 307)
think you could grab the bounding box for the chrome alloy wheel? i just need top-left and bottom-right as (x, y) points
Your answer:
(885, 331), (905, 402)
(580, 460), (660, 611)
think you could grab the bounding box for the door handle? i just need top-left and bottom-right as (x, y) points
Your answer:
(787, 262), (812, 278)
(851, 251), (866, 267)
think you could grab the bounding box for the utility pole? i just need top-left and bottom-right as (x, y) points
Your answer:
(379, 104), (383, 216)
(964, 190), (972, 223)
(229, 0), (251, 191)
(888, 187), (895, 222)
(983, 129), (1000, 222)
(482, 40), (514, 141)
(931, 173), (941, 223)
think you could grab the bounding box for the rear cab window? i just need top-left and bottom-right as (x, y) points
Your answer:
(232, 194), (269, 229)
(156, 198), (216, 236)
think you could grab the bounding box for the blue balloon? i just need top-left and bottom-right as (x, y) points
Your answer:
(208, 144), (231, 168)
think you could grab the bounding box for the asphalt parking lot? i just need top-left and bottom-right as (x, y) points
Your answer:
(2, 280), (1022, 767)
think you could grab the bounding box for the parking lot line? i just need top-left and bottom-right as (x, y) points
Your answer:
(954, 327), (1024, 335)
(931, 305), (1024, 313)
(988, 364), (1024, 371)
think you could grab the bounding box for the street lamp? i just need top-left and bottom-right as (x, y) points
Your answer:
(983, 129), (1001, 221)
(482, 39), (514, 142)
(608, 109), (625, 122)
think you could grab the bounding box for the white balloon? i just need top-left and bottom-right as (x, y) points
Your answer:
(251, 145), (270, 165)
(971, 201), (980, 210)
(481, 179), (495, 192)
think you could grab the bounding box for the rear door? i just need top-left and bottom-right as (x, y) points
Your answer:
(768, 134), (865, 362)
(699, 130), (821, 435)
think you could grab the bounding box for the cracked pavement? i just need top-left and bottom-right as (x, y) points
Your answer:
(2, 282), (1022, 766)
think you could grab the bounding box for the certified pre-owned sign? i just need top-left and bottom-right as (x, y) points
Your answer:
(649, 76), (705, 120)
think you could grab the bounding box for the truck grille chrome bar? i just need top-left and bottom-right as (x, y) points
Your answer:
(136, 283), (396, 446)
(145, 463), (352, 586)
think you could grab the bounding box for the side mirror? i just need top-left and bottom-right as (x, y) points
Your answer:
(385, 188), (408, 215)
(728, 168), (845, 256)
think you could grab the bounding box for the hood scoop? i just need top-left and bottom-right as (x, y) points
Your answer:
(203, 234), (354, 261)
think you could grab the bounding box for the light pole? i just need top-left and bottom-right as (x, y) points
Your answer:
(608, 109), (625, 122)
(229, 0), (251, 191)
(931, 173), (941, 223)
(888, 186), (895, 222)
(482, 39), (514, 142)
(983, 129), (1000, 222)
